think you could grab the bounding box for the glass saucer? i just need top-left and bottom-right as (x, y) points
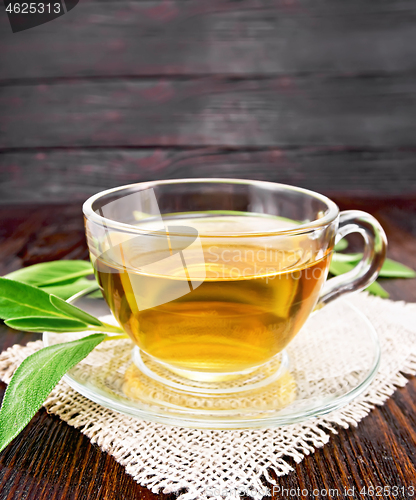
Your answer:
(43, 291), (380, 429)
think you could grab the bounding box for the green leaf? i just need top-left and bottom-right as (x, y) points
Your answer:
(49, 294), (103, 327)
(0, 278), (106, 330)
(5, 316), (89, 333)
(329, 260), (354, 276)
(334, 239), (348, 252)
(0, 277), (67, 320)
(5, 261), (93, 287)
(88, 289), (104, 299)
(329, 259), (389, 298)
(40, 278), (98, 300)
(331, 252), (362, 263)
(365, 280), (390, 298)
(378, 259), (416, 278)
(331, 254), (415, 279)
(0, 334), (106, 453)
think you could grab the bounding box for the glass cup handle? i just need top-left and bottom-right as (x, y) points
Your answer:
(318, 210), (387, 307)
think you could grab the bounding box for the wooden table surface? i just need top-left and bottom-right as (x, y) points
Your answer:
(0, 198), (415, 500)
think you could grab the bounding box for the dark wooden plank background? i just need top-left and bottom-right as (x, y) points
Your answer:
(2, 76), (416, 148)
(2, 148), (416, 204)
(1, 0), (416, 200)
(2, 0), (416, 80)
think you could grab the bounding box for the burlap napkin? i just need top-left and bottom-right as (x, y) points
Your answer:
(1, 293), (415, 500)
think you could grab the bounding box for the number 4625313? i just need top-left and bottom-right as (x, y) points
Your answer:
(6, 3), (61, 14)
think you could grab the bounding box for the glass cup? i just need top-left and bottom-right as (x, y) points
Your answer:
(83, 179), (386, 390)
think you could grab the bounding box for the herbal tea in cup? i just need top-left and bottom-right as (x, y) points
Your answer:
(84, 179), (386, 386)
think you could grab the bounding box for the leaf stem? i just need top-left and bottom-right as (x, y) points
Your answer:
(102, 334), (130, 341)
(87, 323), (125, 334)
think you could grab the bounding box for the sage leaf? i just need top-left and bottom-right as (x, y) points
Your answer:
(5, 317), (89, 333)
(0, 278), (68, 320)
(334, 239), (348, 252)
(329, 260), (389, 297)
(365, 280), (389, 298)
(378, 259), (416, 278)
(331, 252), (362, 263)
(0, 334), (106, 453)
(0, 278), (105, 329)
(49, 294), (103, 327)
(5, 261), (93, 287)
(329, 260), (354, 276)
(331, 254), (415, 279)
(40, 278), (98, 300)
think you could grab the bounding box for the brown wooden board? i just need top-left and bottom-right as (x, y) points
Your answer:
(0, 200), (415, 499)
(1, 148), (416, 203)
(1, 0), (416, 80)
(1, 76), (416, 149)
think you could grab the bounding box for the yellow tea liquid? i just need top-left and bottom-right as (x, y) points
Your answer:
(93, 215), (332, 374)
